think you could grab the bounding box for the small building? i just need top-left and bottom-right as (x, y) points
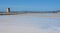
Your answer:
(6, 8), (10, 13)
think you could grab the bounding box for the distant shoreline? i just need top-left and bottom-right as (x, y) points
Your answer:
(0, 11), (60, 15)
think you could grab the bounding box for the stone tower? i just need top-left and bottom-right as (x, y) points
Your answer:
(6, 8), (10, 13)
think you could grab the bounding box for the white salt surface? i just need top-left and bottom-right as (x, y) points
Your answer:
(0, 13), (60, 33)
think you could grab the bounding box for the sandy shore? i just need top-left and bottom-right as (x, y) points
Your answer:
(0, 13), (60, 33)
(15, 13), (60, 18)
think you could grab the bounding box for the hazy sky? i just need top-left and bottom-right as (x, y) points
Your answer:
(0, 0), (60, 11)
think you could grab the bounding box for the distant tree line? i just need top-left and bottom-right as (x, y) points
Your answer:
(10, 10), (60, 13)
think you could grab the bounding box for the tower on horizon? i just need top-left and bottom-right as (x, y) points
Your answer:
(6, 8), (10, 13)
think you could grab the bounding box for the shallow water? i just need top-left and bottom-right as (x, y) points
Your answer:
(0, 13), (60, 33)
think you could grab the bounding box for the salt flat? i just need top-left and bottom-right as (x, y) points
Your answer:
(0, 13), (60, 33)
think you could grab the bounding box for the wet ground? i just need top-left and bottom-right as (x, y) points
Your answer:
(0, 13), (60, 33)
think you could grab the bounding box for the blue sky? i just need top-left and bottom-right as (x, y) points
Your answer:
(0, 0), (60, 11)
